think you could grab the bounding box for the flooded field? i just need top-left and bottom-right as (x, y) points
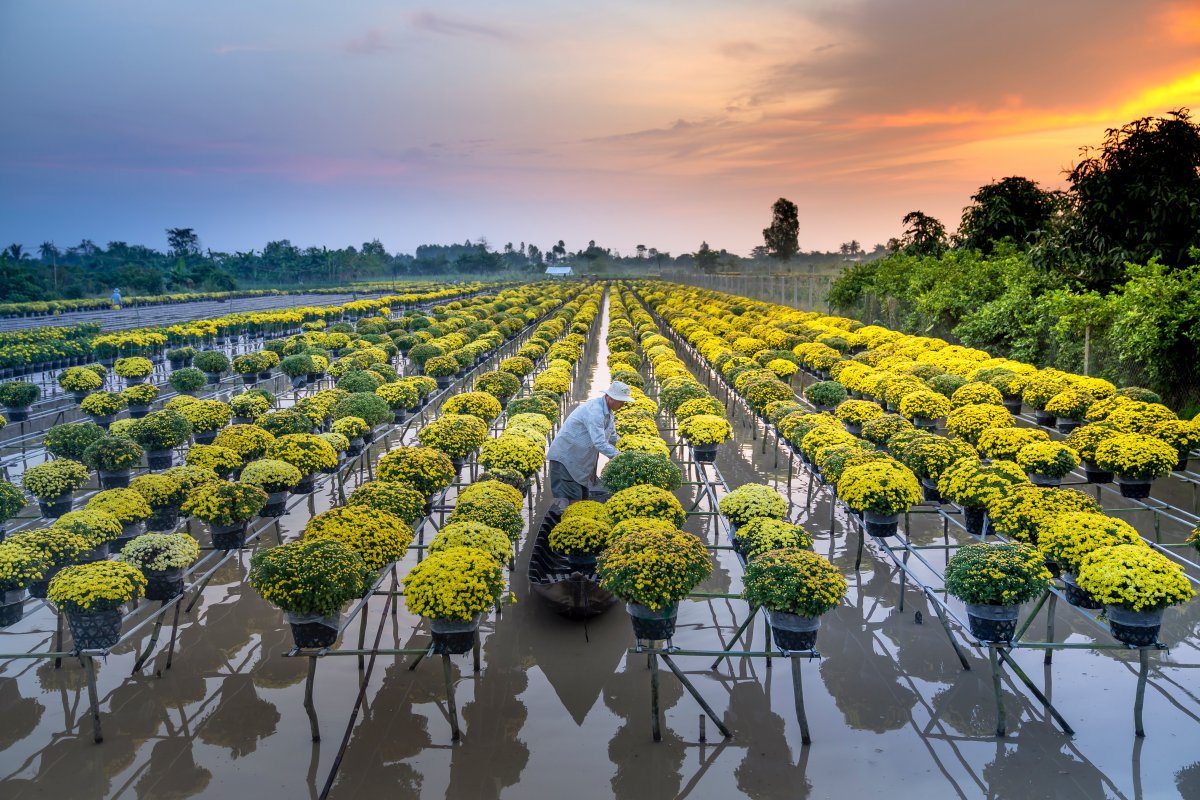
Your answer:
(2, 290), (1198, 800)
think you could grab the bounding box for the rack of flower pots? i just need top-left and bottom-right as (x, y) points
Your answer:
(634, 279), (1200, 739)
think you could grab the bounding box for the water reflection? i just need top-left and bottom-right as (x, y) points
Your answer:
(605, 652), (685, 798)
(818, 605), (918, 733)
(197, 673), (281, 758)
(0, 676), (44, 751)
(134, 738), (212, 800)
(982, 729), (1108, 799)
(727, 681), (812, 799)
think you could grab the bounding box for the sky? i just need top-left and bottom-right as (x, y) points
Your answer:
(2, 0), (1199, 259)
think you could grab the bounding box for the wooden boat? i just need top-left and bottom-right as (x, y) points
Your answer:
(527, 509), (617, 619)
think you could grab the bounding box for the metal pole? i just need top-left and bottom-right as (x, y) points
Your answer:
(442, 654), (462, 741)
(649, 649), (663, 742)
(1135, 647), (1150, 737)
(85, 655), (103, 743)
(305, 657), (321, 741)
(989, 644), (1006, 736)
(660, 653), (732, 738)
(791, 654), (812, 746)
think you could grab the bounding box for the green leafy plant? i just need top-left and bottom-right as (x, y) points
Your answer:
(742, 548), (846, 616)
(43, 422), (106, 460)
(597, 528), (712, 610)
(944, 543), (1051, 606)
(82, 435), (144, 472)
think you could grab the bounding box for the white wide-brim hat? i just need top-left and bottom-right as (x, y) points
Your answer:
(605, 381), (633, 403)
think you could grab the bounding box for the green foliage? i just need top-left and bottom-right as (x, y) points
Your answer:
(956, 177), (1062, 254)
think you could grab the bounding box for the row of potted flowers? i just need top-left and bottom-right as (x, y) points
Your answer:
(637, 283), (1195, 648)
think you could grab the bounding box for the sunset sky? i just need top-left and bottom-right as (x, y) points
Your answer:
(2, 0), (1199, 259)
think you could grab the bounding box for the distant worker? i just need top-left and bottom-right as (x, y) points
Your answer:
(110, 288), (122, 310)
(546, 381), (632, 511)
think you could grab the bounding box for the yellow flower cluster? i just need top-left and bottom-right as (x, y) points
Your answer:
(1094, 433), (1177, 479)
(1076, 544), (1195, 611)
(303, 506), (413, 570)
(596, 527), (712, 610)
(836, 461), (922, 515)
(403, 547), (505, 621)
(608, 485), (687, 528)
(48, 560), (146, 613)
(677, 414), (733, 446)
(1039, 512), (1146, 574)
(718, 483), (788, 527)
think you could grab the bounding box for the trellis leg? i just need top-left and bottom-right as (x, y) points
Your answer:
(1044, 593), (1057, 665)
(305, 657), (320, 741)
(166, 602), (182, 669)
(709, 606), (760, 669)
(84, 655), (103, 743)
(989, 644), (1006, 737)
(660, 654), (731, 738)
(1135, 647), (1150, 737)
(472, 631), (481, 674)
(996, 647), (1073, 735)
(55, 611), (64, 669)
(649, 648), (663, 742)
(791, 654), (812, 746)
(442, 654), (462, 741)
(924, 588), (970, 670)
(132, 612), (166, 674)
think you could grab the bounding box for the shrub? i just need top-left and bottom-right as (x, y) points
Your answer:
(442, 391), (502, 422)
(743, 549), (845, 616)
(678, 414), (733, 445)
(193, 350), (230, 374)
(48, 560), (146, 613)
(255, 410), (313, 437)
(418, 414), (490, 459)
(80, 391), (126, 418)
(607, 485), (687, 528)
(184, 444), (243, 477)
(0, 381), (40, 408)
(448, 496), (524, 541)
(403, 547), (505, 621)
(168, 368), (208, 393)
(122, 383), (160, 407)
(597, 528), (711, 610)
(1094, 433), (1178, 479)
(837, 461), (922, 515)
(0, 480), (26, 522)
(738, 518), (814, 561)
(212, 424), (276, 462)
(549, 517), (615, 555)
(377, 447), (456, 496)
(266, 433), (338, 476)
(600, 451), (683, 493)
(43, 422), (106, 460)
(4, 527), (89, 568)
(0, 541), (48, 592)
(1076, 544), (1195, 612)
(1038, 512), (1146, 575)
(114, 357), (153, 379)
(22, 459), (91, 500)
(944, 543), (1050, 606)
(130, 409), (193, 451)
(240, 459), (303, 492)
(58, 367), (103, 393)
(348, 481), (426, 524)
(119, 532), (201, 571)
(429, 522), (512, 565)
(52, 509), (123, 546)
(128, 473), (186, 509)
(718, 484), (787, 527)
(82, 435), (144, 472)
(86, 488), (152, 525)
(479, 434), (546, 477)
(332, 393), (391, 427)
(249, 539), (372, 617)
(1016, 441), (1080, 479)
(976, 427), (1050, 462)
(182, 481), (269, 526)
(230, 392), (272, 419)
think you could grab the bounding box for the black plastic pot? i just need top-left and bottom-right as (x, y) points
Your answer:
(768, 609), (820, 651)
(210, 522), (247, 550)
(692, 443), (719, 463)
(626, 602), (678, 641)
(429, 614), (481, 655)
(290, 620), (340, 648)
(67, 608), (123, 651)
(1117, 477), (1152, 500)
(965, 603), (1019, 642)
(144, 568), (186, 602)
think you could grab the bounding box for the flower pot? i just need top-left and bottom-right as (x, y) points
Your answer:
(99, 468), (133, 489)
(232, 415), (254, 426)
(286, 612), (342, 648)
(862, 510), (900, 538)
(0, 588), (27, 627)
(393, 410), (408, 425)
(2, 406), (29, 422)
(258, 370), (272, 381)
(38, 494), (74, 520)
(435, 375), (453, 391)
(290, 377), (306, 390)
(77, 543), (109, 563)
(346, 438), (364, 457)
(88, 414), (115, 429)
(559, 552), (598, 573)
(626, 602), (678, 641)
(210, 521), (248, 550)
(1034, 410), (1055, 427)
(842, 421), (863, 437)
(692, 443), (719, 463)
(362, 428), (376, 444)
(111, 521), (145, 552)
(241, 374), (258, 386)
(261, 491), (288, 517)
(1176, 454), (1190, 473)
(147, 449), (175, 470)
(144, 567), (186, 602)
(193, 429), (218, 445)
(28, 565), (62, 598)
(965, 603), (1019, 642)
(1116, 477), (1153, 500)
(128, 404), (150, 419)
(168, 359), (189, 371)
(306, 372), (322, 384)
(1060, 571), (1101, 610)
(920, 477), (942, 503)
(145, 507), (180, 532)
(205, 373), (222, 385)
(429, 613), (481, 655)
(1082, 460), (1114, 485)
(1028, 472), (1061, 488)
(1105, 605), (1164, 647)
(912, 416), (937, 431)
(962, 506), (985, 536)
(72, 391), (91, 403)
(1001, 398), (1023, 415)
(293, 476), (316, 495)
(1055, 417), (1082, 434)
(124, 375), (146, 386)
(450, 457), (465, 476)
(67, 608), (124, 651)
(767, 609), (820, 651)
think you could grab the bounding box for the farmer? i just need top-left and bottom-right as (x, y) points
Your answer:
(110, 288), (122, 310)
(546, 381), (632, 511)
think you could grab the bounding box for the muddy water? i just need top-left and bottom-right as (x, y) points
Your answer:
(2, 289), (1200, 800)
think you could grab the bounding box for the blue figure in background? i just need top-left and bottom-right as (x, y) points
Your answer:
(110, 288), (122, 309)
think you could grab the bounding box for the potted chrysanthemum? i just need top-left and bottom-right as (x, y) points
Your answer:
(118, 532), (201, 601)
(597, 527), (712, 642)
(944, 542), (1050, 642)
(742, 548), (845, 651)
(403, 546), (506, 654)
(48, 560), (147, 650)
(677, 413), (733, 463)
(181, 481), (269, 550)
(1094, 433), (1177, 499)
(1076, 544), (1195, 646)
(836, 460), (922, 537)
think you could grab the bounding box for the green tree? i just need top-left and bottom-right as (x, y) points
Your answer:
(1062, 109), (1200, 291)
(166, 228), (200, 258)
(956, 177), (1062, 253)
(762, 198), (799, 263)
(898, 211), (948, 257)
(694, 241), (719, 273)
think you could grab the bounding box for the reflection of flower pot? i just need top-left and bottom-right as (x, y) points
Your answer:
(965, 603), (1019, 642)
(144, 567), (186, 602)
(286, 612), (342, 648)
(863, 510), (900, 537)
(920, 477), (942, 503)
(147, 449), (174, 470)
(67, 608), (124, 650)
(0, 588), (27, 627)
(128, 404), (150, 419)
(145, 507), (180, 532)
(768, 609), (820, 651)
(293, 475), (315, 495)
(193, 430), (217, 445)
(1116, 476), (1152, 500)
(38, 494), (74, 519)
(3, 406), (29, 422)
(1055, 417), (1081, 434)
(99, 468), (132, 489)
(210, 521), (247, 550)
(1105, 605), (1163, 647)
(261, 491), (288, 518)
(1061, 571), (1101, 609)
(429, 613), (481, 655)
(692, 443), (719, 463)
(1082, 460), (1113, 484)
(1034, 410), (1055, 427)
(626, 602), (678, 641)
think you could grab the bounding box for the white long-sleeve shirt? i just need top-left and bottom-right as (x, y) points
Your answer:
(546, 395), (620, 484)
